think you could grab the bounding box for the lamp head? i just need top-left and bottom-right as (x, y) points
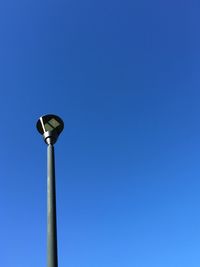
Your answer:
(36, 114), (64, 145)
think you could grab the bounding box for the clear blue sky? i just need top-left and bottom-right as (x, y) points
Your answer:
(1, 1), (200, 266)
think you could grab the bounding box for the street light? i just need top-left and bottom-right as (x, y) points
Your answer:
(36, 114), (64, 267)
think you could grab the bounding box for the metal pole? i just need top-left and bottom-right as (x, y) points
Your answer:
(47, 144), (58, 267)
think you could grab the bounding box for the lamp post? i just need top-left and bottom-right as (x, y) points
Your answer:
(36, 114), (64, 267)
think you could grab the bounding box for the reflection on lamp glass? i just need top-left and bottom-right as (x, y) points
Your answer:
(48, 118), (60, 128)
(44, 123), (53, 131)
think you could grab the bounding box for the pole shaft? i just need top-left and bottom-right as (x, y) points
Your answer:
(47, 144), (58, 267)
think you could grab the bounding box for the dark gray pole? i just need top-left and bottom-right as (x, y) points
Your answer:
(36, 114), (64, 267)
(47, 144), (58, 267)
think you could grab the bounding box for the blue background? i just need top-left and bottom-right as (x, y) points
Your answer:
(1, 0), (200, 266)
